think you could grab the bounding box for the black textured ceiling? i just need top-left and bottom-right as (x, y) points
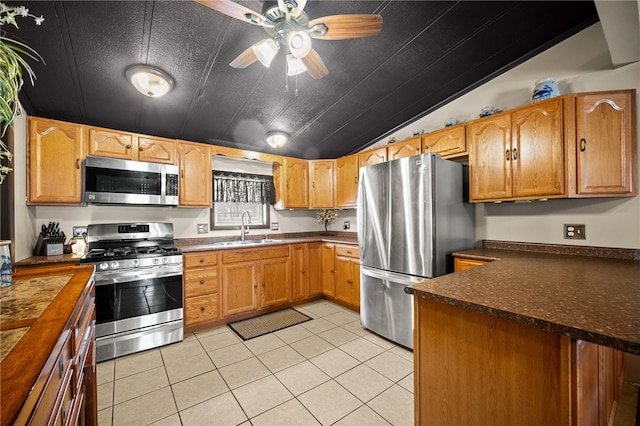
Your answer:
(9, 1), (598, 159)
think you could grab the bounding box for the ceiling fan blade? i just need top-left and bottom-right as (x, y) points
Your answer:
(194, 0), (267, 26)
(302, 49), (328, 79)
(308, 15), (383, 40)
(229, 45), (259, 68)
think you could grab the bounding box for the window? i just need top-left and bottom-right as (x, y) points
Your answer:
(210, 171), (275, 230)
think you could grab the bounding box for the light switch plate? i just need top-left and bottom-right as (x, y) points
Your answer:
(197, 223), (208, 234)
(271, 222), (279, 231)
(73, 226), (88, 237)
(343, 221), (350, 230)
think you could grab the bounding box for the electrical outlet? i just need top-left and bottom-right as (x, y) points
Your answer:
(564, 224), (586, 240)
(271, 222), (279, 231)
(73, 226), (88, 237)
(343, 221), (350, 230)
(197, 223), (208, 234)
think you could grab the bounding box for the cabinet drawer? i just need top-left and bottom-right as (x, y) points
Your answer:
(186, 294), (219, 325)
(184, 252), (218, 268)
(335, 245), (359, 258)
(184, 267), (219, 297)
(222, 246), (289, 264)
(453, 257), (488, 272)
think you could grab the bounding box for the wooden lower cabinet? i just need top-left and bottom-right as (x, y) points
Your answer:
(334, 245), (360, 308)
(453, 256), (489, 272)
(414, 297), (624, 426)
(321, 243), (336, 297)
(291, 243), (323, 301)
(220, 246), (291, 317)
(183, 252), (220, 326)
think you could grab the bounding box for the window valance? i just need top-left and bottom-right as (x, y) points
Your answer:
(213, 171), (276, 205)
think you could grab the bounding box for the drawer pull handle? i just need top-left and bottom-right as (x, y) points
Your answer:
(75, 158), (80, 169)
(199, 258), (205, 263)
(512, 147), (517, 160)
(126, 144), (131, 149)
(200, 279), (205, 285)
(200, 307), (205, 312)
(346, 250), (352, 254)
(347, 280), (353, 284)
(139, 146), (144, 151)
(506, 149), (510, 161)
(262, 282), (265, 287)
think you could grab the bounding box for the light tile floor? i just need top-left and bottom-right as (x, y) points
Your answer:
(97, 300), (414, 426)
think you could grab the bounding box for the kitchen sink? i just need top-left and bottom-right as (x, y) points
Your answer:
(212, 239), (283, 247)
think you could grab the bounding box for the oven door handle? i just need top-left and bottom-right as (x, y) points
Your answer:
(94, 267), (182, 286)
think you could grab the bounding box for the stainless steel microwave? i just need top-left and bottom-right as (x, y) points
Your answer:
(83, 156), (179, 206)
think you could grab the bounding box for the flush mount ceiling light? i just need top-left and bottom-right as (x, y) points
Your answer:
(265, 131), (289, 148)
(286, 30), (312, 59)
(125, 65), (175, 97)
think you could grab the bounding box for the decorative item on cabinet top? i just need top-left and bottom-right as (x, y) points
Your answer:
(532, 77), (560, 103)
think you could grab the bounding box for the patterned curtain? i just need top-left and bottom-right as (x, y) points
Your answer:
(213, 171), (276, 205)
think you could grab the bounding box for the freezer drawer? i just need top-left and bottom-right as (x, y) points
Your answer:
(360, 266), (420, 349)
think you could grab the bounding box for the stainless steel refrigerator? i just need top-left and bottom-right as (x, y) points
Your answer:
(357, 153), (475, 349)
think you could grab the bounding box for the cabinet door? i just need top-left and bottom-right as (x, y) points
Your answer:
(309, 160), (335, 208)
(321, 244), (335, 297)
(306, 243), (323, 297)
(388, 137), (421, 160)
(335, 154), (359, 208)
(291, 244), (307, 300)
(87, 127), (134, 160)
(422, 125), (467, 158)
(284, 158), (309, 208)
(261, 256), (291, 308)
(178, 141), (212, 207)
(358, 146), (387, 168)
(28, 117), (85, 204)
(468, 114), (512, 202)
(334, 256), (352, 304)
(222, 261), (257, 316)
(352, 260), (360, 308)
(576, 91), (636, 195)
(137, 136), (176, 164)
(512, 99), (565, 198)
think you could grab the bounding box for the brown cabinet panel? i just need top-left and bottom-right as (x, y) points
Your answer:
(321, 244), (336, 297)
(334, 248), (360, 308)
(88, 128), (133, 159)
(453, 257), (488, 272)
(222, 261), (258, 317)
(335, 154), (359, 208)
(469, 113), (512, 201)
(306, 243), (323, 297)
(291, 244), (307, 301)
(575, 91), (636, 196)
(512, 99), (565, 198)
(184, 267), (219, 298)
(186, 293), (219, 324)
(28, 117), (85, 204)
(358, 146), (387, 167)
(309, 160), (335, 208)
(137, 136), (176, 164)
(388, 137), (421, 160)
(422, 125), (467, 158)
(261, 256), (291, 308)
(184, 252), (218, 268)
(275, 157), (309, 209)
(178, 141), (212, 207)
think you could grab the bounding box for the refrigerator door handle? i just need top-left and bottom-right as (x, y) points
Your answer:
(361, 265), (425, 286)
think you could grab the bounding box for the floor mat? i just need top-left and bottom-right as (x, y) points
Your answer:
(227, 308), (312, 340)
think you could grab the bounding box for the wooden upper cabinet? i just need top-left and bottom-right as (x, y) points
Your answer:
(469, 113), (512, 201)
(469, 98), (565, 202)
(28, 117), (85, 205)
(335, 154), (359, 208)
(511, 98), (565, 198)
(422, 124), (467, 158)
(178, 141), (212, 207)
(358, 146), (387, 168)
(87, 128), (133, 160)
(137, 136), (177, 164)
(88, 126), (176, 164)
(388, 136), (421, 160)
(309, 160), (335, 209)
(274, 157), (308, 209)
(575, 90), (636, 196)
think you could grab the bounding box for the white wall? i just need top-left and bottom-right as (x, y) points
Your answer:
(362, 23), (640, 249)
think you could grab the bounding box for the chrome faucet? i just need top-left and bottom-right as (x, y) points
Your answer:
(240, 210), (251, 241)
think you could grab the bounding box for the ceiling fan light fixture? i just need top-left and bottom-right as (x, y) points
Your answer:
(286, 54), (307, 76)
(287, 31), (312, 58)
(253, 39), (280, 67)
(125, 65), (174, 97)
(265, 131), (289, 148)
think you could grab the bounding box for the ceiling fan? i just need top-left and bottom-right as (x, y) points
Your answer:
(195, 0), (383, 79)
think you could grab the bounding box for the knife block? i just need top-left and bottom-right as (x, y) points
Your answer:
(33, 235), (64, 256)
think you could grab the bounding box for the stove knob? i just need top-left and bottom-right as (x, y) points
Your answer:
(162, 257), (168, 264)
(153, 258), (159, 265)
(110, 261), (119, 270)
(99, 262), (109, 271)
(133, 259), (139, 267)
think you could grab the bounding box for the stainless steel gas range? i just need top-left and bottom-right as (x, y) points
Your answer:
(80, 222), (183, 362)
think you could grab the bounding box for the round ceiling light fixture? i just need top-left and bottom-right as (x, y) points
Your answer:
(286, 30), (312, 59)
(265, 131), (289, 148)
(125, 65), (175, 97)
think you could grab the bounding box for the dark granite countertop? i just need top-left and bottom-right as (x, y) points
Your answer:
(176, 232), (358, 253)
(411, 243), (640, 355)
